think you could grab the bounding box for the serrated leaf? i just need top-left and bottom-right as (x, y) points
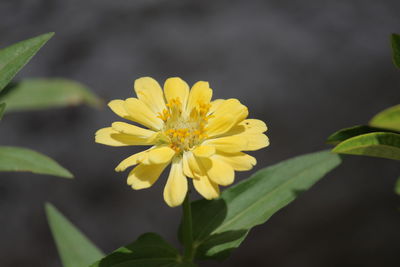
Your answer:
(326, 125), (395, 145)
(45, 203), (104, 267)
(91, 233), (192, 267)
(0, 146), (73, 178)
(369, 104), (400, 132)
(184, 150), (341, 260)
(0, 103), (5, 120)
(0, 32), (53, 92)
(391, 33), (400, 69)
(0, 78), (101, 112)
(332, 132), (400, 161)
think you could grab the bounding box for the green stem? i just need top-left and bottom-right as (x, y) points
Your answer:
(182, 192), (194, 263)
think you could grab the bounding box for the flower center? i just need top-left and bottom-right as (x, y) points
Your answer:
(157, 98), (212, 152)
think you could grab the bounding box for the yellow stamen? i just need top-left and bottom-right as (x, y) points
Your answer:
(162, 97), (211, 153)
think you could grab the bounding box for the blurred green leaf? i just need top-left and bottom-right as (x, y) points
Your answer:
(0, 32), (54, 92)
(45, 203), (104, 267)
(183, 150), (341, 260)
(394, 177), (400, 196)
(0, 78), (102, 112)
(91, 233), (192, 267)
(0, 103), (5, 120)
(0, 146), (73, 178)
(369, 104), (400, 132)
(391, 33), (400, 69)
(395, 177), (400, 196)
(326, 125), (395, 145)
(332, 132), (400, 161)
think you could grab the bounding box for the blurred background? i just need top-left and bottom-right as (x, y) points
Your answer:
(1, 0), (400, 266)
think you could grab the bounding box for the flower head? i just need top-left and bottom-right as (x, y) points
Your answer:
(95, 77), (269, 207)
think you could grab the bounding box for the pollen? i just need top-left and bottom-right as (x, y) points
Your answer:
(161, 98), (212, 152)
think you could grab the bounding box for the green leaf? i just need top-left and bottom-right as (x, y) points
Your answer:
(326, 125), (395, 145)
(391, 33), (400, 69)
(0, 146), (73, 178)
(0, 103), (5, 120)
(395, 177), (400, 196)
(0, 78), (102, 112)
(332, 132), (400, 161)
(369, 104), (400, 132)
(91, 233), (192, 267)
(45, 203), (104, 267)
(0, 32), (54, 92)
(184, 150), (341, 260)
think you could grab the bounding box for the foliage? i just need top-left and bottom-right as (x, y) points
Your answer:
(326, 125), (395, 145)
(0, 103), (5, 120)
(91, 233), (193, 267)
(89, 151), (341, 266)
(328, 33), (400, 160)
(0, 78), (101, 112)
(369, 104), (400, 132)
(0, 33), (100, 179)
(45, 203), (104, 267)
(332, 132), (400, 161)
(0, 146), (73, 178)
(327, 104), (400, 160)
(391, 33), (400, 69)
(395, 177), (400, 196)
(1, 29), (398, 267)
(0, 32), (53, 92)
(182, 150), (340, 260)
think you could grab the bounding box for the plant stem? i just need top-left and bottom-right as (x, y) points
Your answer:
(182, 192), (194, 263)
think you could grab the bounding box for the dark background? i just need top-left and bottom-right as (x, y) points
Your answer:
(1, 0), (400, 266)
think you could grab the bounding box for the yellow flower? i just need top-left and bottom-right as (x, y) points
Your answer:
(95, 77), (269, 207)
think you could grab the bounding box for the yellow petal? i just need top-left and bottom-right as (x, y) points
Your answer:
(214, 152), (256, 171)
(127, 162), (169, 190)
(208, 99), (224, 114)
(186, 153), (220, 198)
(186, 81), (212, 113)
(108, 100), (133, 120)
(242, 119), (268, 133)
(226, 119), (268, 136)
(193, 175), (220, 200)
(239, 133), (269, 151)
(164, 77), (189, 109)
(192, 145), (215, 158)
(124, 98), (163, 130)
(116, 146), (176, 171)
(134, 77), (166, 114)
(211, 99), (248, 123)
(146, 146), (176, 164)
(182, 152), (194, 178)
(186, 151), (204, 177)
(205, 114), (237, 138)
(199, 156), (234, 186)
(112, 121), (156, 139)
(115, 150), (149, 172)
(163, 158), (188, 207)
(95, 128), (123, 146)
(203, 135), (248, 153)
(206, 99), (248, 137)
(95, 127), (156, 146)
(215, 118), (269, 151)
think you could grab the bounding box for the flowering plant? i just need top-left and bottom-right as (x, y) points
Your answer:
(96, 77), (268, 207)
(1, 32), (398, 267)
(88, 77), (342, 266)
